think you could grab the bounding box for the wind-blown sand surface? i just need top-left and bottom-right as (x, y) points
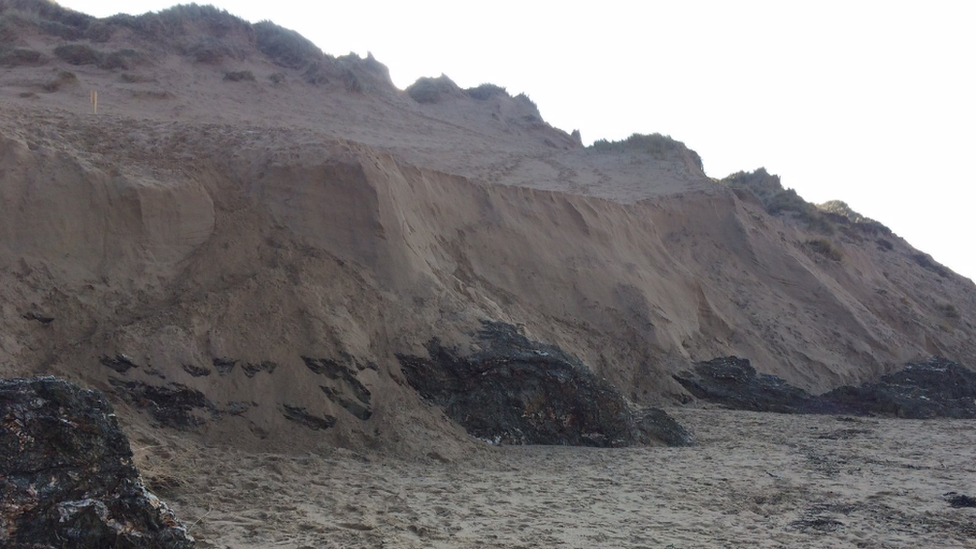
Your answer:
(148, 409), (976, 549)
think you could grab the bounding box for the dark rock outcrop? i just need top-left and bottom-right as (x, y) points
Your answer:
(673, 356), (816, 413)
(821, 357), (976, 418)
(398, 321), (691, 447)
(676, 355), (976, 419)
(101, 353), (139, 373)
(944, 492), (976, 508)
(281, 404), (336, 430)
(212, 358), (237, 375)
(0, 376), (194, 549)
(302, 356), (372, 420)
(181, 364), (211, 377)
(240, 360), (277, 378)
(634, 407), (695, 447)
(110, 379), (215, 429)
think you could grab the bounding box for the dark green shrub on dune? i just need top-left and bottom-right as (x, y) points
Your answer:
(254, 20), (322, 69)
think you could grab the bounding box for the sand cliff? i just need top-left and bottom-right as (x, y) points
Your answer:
(1, 2), (975, 456)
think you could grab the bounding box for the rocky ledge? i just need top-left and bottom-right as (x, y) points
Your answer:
(0, 377), (194, 549)
(674, 356), (976, 419)
(821, 357), (976, 418)
(398, 321), (693, 447)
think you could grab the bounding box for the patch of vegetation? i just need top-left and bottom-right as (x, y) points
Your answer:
(18, 91), (37, 98)
(254, 20), (322, 69)
(722, 168), (782, 201)
(184, 37), (238, 64)
(99, 48), (144, 70)
(818, 200), (865, 222)
(302, 61), (331, 85)
(129, 89), (174, 100)
(876, 238), (893, 251)
(805, 238), (843, 262)
(466, 83), (508, 100)
(0, 47), (44, 67)
(41, 69), (77, 92)
(591, 133), (705, 172)
(342, 68), (363, 93)
(223, 70), (254, 82)
(911, 253), (949, 278)
(817, 200), (892, 236)
(406, 74), (463, 104)
(721, 169), (893, 236)
(936, 303), (960, 319)
(0, 14), (23, 44)
(104, 4), (249, 39)
(53, 43), (100, 65)
(158, 3), (249, 35)
(53, 43), (145, 70)
(514, 92), (537, 109)
(268, 72), (286, 84)
(119, 72), (153, 83)
(1, 0), (93, 35)
(82, 20), (114, 42)
(765, 187), (806, 214)
(40, 18), (86, 40)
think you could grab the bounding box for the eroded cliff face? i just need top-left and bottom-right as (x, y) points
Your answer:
(1, 1), (974, 454)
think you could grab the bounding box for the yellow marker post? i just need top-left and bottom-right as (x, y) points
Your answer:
(90, 90), (98, 114)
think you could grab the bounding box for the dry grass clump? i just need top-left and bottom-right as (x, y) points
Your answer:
(0, 1), (116, 42)
(223, 69), (254, 82)
(406, 74), (464, 104)
(53, 42), (99, 65)
(99, 48), (144, 70)
(722, 168), (782, 202)
(130, 441), (194, 501)
(0, 14), (22, 44)
(0, 0), (93, 37)
(805, 238), (843, 262)
(53, 43), (145, 70)
(591, 133), (705, 172)
(936, 303), (961, 319)
(129, 89), (174, 100)
(0, 46), (44, 67)
(254, 20), (322, 69)
(466, 83), (508, 100)
(104, 4), (249, 40)
(818, 200), (892, 236)
(184, 36), (240, 64)
(723, 170), (894, 239)
(120, 72), (154, 83)
(911, 253), (949, 278)
(722, 169), (830, 235)
(40, 69), (76, 92)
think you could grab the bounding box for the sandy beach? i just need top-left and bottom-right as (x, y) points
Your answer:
(145, 409), (976, 549)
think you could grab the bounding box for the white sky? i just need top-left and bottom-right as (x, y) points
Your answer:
(60, 1), (976, 282)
